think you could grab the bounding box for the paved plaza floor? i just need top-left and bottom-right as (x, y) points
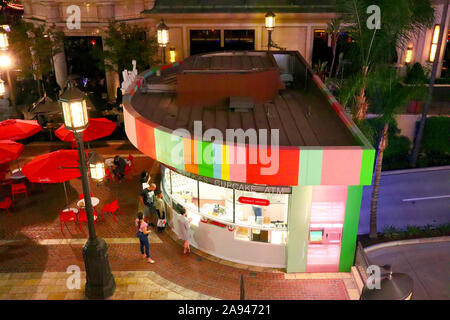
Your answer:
(0, 142), (354, 300)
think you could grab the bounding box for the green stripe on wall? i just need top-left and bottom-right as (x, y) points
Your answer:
(286, 186), (313, 273)
(154, 129), (185, 171)
(339, 185), (364, 272)
(359, 149), (375, 185)
(298, 149), (323, 185)
(198, 141), (214, 178)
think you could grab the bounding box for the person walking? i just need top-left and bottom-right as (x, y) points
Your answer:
(179, 208), (191, 254)
(136, 212), (155, 264)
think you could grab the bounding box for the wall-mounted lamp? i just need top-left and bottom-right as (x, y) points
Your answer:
(405, 46), (413, 64)
(169, 47), (176, 63)
(429, 24), (440, 62)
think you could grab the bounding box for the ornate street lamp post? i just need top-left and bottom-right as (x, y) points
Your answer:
(59, 80), (116, 299)
(265, 11), (284, 51)
(265, 10), (275, 51)
(157, 19), (169, 64)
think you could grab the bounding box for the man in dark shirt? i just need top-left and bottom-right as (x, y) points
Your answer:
(113, 155), (127, 180)
(140, 183), (157, 223)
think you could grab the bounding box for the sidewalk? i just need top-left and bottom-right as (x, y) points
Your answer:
(0, 152), (354, 300)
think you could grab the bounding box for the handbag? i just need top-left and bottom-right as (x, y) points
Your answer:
(157, 219), (166, 228)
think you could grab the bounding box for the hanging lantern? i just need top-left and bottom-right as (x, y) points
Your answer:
(88, 151), (105, 181)
(157, 20), (169, 47)
(265, 11), (276, 31)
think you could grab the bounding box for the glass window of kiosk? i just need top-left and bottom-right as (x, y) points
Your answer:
(170, 170), (199, 213)
(163, 167), (288, 244)
(198, 181), (234, 223)
(234, 190), (288, 244)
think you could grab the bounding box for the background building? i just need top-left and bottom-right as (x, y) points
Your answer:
(21, 0), (450, 100)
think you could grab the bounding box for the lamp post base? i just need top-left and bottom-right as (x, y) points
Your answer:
(82, 237), (116, 299)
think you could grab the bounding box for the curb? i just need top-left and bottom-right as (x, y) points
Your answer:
(381, 166), (450, 176)
(364, 236), (450, 253)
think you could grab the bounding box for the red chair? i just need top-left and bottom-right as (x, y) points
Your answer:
(105, 168), (115, 182)
(128, 154), (134, 168)
(71, 141), (77, 149)
(0, 197), (12, 216)
(101, 199), (122, 222)
(59, 208), (78, 233)
(77, 209), (98, 231)
(11, 183), (28, 202)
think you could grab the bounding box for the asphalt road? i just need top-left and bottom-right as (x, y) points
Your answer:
(358, 168), (450, 235)
(367, 241), (450, 300)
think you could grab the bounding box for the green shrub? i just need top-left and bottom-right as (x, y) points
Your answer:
(422, 117), (450, 155)
(406, 225), (421, 237)
(437, 223), (450, 235)
(404, 62), (428, 84)
(383, 135), (411, 170)
(434, 77), (450, 85)
(383, 225), (402, 238)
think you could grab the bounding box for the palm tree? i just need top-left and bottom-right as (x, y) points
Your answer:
(326, 18), (342, 80)
(365, 67), (426, 238)
(336, 0), (435, 121)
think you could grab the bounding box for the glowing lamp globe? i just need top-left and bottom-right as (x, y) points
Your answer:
(265, 11), (276, 31)
(59, 82), (89, 133)
(157, 20), (169, 47)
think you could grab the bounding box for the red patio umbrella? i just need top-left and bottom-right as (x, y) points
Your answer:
(0, 140), (24, 165)
(0, 119), (42, 140)
(55, 118), (116, 142)
(22, 150), (85, 205)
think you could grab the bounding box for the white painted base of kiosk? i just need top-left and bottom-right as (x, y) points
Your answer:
(169, 202), (286, 268)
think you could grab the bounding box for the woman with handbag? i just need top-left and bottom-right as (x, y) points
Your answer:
(154, 191), (166, 233)
(135, 212), (155, 264)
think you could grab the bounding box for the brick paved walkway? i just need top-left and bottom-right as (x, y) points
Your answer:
(0, 142), (353, 300)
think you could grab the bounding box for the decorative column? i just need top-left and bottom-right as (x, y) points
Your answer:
(98, 2), (120, 102)
(286, 185), (313, 273)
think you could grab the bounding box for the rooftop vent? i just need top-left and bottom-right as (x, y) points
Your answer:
(229, 96), (254, 112)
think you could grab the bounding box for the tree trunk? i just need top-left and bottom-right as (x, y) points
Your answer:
(329, 35), (337, 79)
(355, 66), (369, 121)
(369, 123), (389, 239)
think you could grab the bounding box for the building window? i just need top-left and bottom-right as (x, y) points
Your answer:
(224, 30), (255, 51)
(189, 29), (221, 55)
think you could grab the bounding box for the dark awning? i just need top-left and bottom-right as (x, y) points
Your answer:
(143, 0), (336, 14)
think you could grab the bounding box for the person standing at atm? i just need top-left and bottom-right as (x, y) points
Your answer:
(179, 207), (192, 254)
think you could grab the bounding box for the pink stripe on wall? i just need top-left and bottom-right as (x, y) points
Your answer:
(123, 106), (137, 148)
(134, 118), (157, 160)
(228, 144), (247, 183)
(321, 149), (363, 185)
